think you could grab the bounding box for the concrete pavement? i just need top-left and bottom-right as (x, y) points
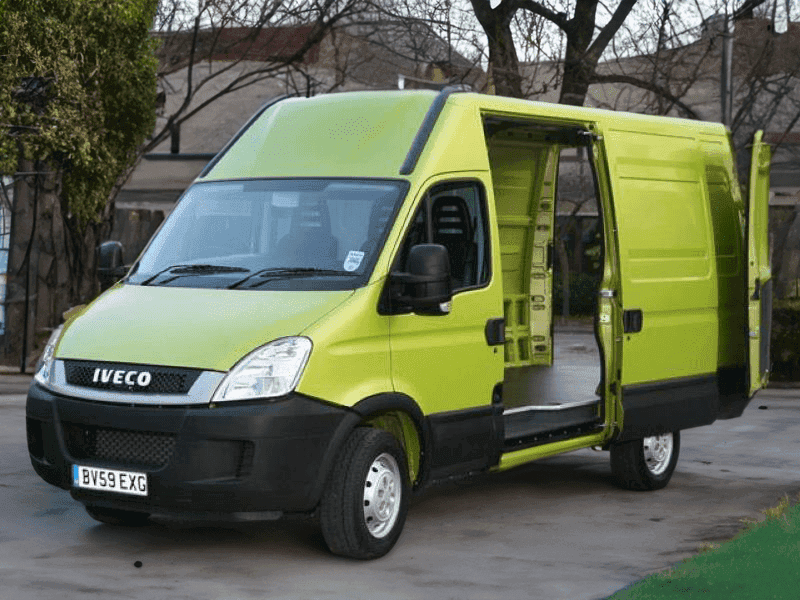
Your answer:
(0, 372), (33, 395)
(2, 343), (800, 599)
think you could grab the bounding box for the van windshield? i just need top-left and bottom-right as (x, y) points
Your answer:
(127, 179), (407, 290)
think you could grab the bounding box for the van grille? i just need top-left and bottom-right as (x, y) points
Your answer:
(64, 360), (201, 394)
(62, 423), (176, 468)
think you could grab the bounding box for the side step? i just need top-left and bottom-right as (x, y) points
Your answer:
(503, 399), (602, 450)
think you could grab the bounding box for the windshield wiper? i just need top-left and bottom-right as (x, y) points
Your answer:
(228, 267), (350, 289)
(140, 264), (249, 286)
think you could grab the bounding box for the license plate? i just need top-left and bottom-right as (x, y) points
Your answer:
(73, 465), (148, 497)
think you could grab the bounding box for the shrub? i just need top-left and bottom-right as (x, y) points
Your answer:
(553, 272), (601, 316)
(770, 300), (800, 381)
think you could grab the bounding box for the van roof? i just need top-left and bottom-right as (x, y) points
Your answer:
(200, 89), (728, 182)
(455, 92), (727, 136)
(201, 90), (439, 181)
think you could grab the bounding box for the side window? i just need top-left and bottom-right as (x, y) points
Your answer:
(398, 182), (490, 292)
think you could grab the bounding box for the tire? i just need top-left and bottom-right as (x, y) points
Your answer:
(610, 431), (680, 491)
(85, 505), (151, 526)
(320, 428), (409, 559)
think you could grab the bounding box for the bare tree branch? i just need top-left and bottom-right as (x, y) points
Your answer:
(590, 73), (701, 119)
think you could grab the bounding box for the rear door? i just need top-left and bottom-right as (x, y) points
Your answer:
(747, 130), (772, 395)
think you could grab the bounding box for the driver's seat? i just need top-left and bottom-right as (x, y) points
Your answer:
(276, 200), (339, 267)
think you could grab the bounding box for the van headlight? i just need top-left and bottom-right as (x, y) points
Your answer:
(211, 337), (312, 402)
(34, 325), (64, 388)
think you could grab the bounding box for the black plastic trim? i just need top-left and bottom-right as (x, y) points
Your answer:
(352, 392), (425, 424)
(485, 318), (505, 346)
(63, 359), (202, 394)
(26, 382), (354, 515)
(504, 403), (601, 448)
(623, 309), (643, 333)
(760, 278), (773, 380)
(717, 365), (749, 419)
(399, 87), (465, 175)
(351, 392), (430, 489)
(619, 374), (717, 441)
(505, 420), (603, 452)
(144, 153), (216, 161)
(198, 94), (292, 179)
(426, 405), (501, 481)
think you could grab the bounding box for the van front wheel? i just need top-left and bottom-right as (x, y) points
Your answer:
(320, 428), (409, 559)
(610, 431), (680, 491)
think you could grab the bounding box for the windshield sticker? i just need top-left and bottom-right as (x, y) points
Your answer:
(272, 192), (300, 208)
(343, 250), (365, 272)
(198, 198), (250, 216)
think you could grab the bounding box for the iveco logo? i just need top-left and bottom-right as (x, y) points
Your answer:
(92, 368), (152, 387)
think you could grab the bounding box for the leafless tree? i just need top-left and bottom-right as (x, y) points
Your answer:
(342, 1), (485, 90)
(148, 0), (367, 153)
(467, 0), (640, 102)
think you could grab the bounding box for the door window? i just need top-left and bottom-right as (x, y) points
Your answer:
(398, 182), (490, 292)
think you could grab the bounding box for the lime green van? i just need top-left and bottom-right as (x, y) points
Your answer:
(26, 89), (772, 559)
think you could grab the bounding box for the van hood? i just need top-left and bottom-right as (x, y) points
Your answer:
(55, 284), (353, 372)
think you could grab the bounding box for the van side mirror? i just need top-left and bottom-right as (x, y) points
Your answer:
(391, 244), (452, 315)
(97, 241), (126, 290)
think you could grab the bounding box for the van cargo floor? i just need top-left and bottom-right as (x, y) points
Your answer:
(501, 331), (603, 448)
(503, 332), (602, 410)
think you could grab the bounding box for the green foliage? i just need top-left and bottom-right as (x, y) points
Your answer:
(554, 272), (602, 316)
(0, 0), (158, 223)
(770, 301), (800, 381)
(610, 494), (800, 599)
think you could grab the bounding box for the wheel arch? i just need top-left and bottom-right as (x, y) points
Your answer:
(352, 393), (430, 490)
(311, 393), (429, 510)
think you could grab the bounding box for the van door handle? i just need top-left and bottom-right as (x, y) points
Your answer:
(623, 309), (643, 333)
(485, 318), (505, 346)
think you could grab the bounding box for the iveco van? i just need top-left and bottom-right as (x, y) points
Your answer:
(27, 89), (772, 558)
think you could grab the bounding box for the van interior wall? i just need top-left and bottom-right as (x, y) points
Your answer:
(484, 121), (602, 411)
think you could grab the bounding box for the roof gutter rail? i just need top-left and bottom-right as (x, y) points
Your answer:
(399, 86), (469, 176)
(198, 94), (293, 179)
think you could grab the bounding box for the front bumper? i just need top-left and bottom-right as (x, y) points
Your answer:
(26, 382), (358, 517)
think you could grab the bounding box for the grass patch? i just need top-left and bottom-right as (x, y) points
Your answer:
(609, 495), (800, 599)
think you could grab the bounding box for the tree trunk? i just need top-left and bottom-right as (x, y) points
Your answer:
(5, 163), (41, 370)
(559, 0), (599, 106)
(470, 0), (524, 98)
(3, 161), (111, 370)
(559, 0), (638, 107)
(62, 192), (113, 312)
(486, 20), (523, 98)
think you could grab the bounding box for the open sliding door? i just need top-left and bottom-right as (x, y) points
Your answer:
(747, 130), (772, 395)
(487, 137), (558, 368)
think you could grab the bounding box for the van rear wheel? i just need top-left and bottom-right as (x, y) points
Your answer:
(320, 428), (409, 559)
(610, 431), (680, 491)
